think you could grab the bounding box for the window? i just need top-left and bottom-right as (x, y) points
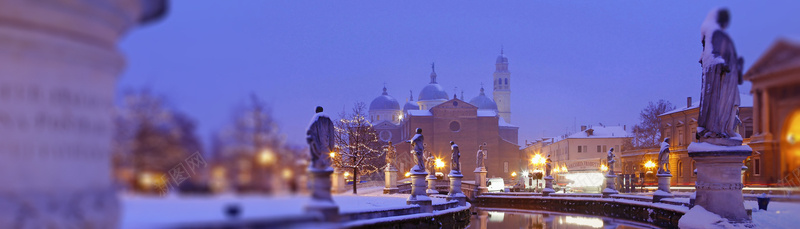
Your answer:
(377, 115), (380, 120)
(584, 145), (588, 152)
(504, 162), (509, 173)
(498, 78), (502, 85)
(754, 158), (761, 176)
(597, 145), (602, 152)
(691, 161), (696, 177)
(603, 145), (607, 153)
(678, 129), (684, 146)
(678, 161), (683, 177)
(615, 145), (620, 152)
(449, 121), (461, 132)
(578, 146), (582, 153)
(504, 78), (508, 85)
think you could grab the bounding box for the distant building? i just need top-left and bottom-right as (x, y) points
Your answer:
(367, 50), (521, 181)
(744, 39), (800, 187)
(521, 125), (630, 190)
(620, 95), (753, 186)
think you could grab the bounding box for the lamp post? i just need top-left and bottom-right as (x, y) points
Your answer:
(258, 149), (276, 192)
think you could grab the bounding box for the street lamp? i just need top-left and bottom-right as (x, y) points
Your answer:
(644, 160), (656, 170)
(258, 149), (276, 166)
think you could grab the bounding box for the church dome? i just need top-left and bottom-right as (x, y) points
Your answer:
(404, 90), (420, 111)
(419, 84), (448, 101)
(418, 64), (449, 101)
(369, 87), (400, 111)
(469, 87), (498, 110)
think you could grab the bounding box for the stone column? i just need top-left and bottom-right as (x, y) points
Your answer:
(653, 173), (674, 202)
(602, 173), (619, 198)
(542, 175), (555, 196)
(688, 142), (752, 222)
(407, 169), (432, 213)
(0, 1), (165, 228)
(426, 173), (438, 195)
(446, 171), (466, 206)
(383, 165), (398, 194)
(473, 167), (488, 197)
(305, 167), (339, 222)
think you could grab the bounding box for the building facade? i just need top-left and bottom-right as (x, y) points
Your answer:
(744, 39), (800, 187)
(367, 50), (521, 181)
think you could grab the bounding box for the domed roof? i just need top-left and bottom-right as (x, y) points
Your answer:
(469, 87), (498, 110)
(496, 48), (508, 64)
(404, 90), (420, 111)
(369, 87), (400, 111)
(418, 63), (449, 101)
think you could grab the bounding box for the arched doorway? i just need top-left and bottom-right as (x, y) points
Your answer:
(781, 109), (800, 186)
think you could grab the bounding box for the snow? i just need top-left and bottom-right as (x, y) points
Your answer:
(678, 205), (738, 229)
(121, 185), (448, 229)
(477, 110), (497, 117)
(498, 116), (516, 127)
(567, 125), (629, 138)
(687, 142), (752, 152)
(653, 190), (672, 197)
(700, 7), (726, 73)
(407, 109), (432, 116)
(677, 200), (800, 228)
(342, 203), (471, 228)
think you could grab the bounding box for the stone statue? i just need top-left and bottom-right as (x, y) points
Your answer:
(450, 141), (461, 173)
(607, 148), (616, 175)
(697, 8), (745, 146)
(545, 154), (552, 177)
(658, 138), (671, 174)
(383, 141), (396, 168)
(425, 150), (435, 174)
(476, 143), (487, 168)
(307, 106), (335, 170)
(407, 128), (425, 172)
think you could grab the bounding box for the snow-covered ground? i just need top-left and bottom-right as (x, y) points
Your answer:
(678, 200), (800, 228)
(121, 186), (447, 229)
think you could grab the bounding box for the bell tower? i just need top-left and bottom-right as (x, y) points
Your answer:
(493, 48), (511, 123)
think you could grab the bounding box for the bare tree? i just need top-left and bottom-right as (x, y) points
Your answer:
(113, 88), (202, 192)
(627, 100), (676, 149)
(215, 94), (292, 193)
(333, 102), (384, 194)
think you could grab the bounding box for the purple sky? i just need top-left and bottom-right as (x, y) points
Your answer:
(118, 1), (800, 147)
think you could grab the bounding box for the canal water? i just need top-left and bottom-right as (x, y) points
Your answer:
(467, 207), (658, 229)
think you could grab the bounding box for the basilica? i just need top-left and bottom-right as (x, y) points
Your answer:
(368, 50), (522, 181)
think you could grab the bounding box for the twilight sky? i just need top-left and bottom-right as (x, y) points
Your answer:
(118, 1), (800, 147)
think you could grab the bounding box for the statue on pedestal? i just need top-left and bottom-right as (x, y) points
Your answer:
(476, 143), (487, 168)
(407, 128), (425, 172)
(450, 141), (461, 173)
(545, 154), (552, 177)
(307, 106), (335, 170)
(658, 138), (671, 174)
(425, 149), (435, 175)
(607, 148), (616, 175)
(697, 7), (745, 146)
(383, 141), (396, 168)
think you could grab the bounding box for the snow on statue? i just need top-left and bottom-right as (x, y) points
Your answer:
(658, 138), (671, 174)
(607, 148), (616, 175)
(450, 141), (461, 173)
(383, 141), (396, 168)
(476, 143), (487, 168)
(407, 128), (425, 172)
(307, 106), (335, 170)
(697, 8), (745, 146)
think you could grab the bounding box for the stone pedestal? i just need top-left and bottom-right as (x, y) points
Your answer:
(688, 142), (752, 222)
(426, 174), (439, 195)
(407, 169), (433, 213)
(383, 166), (398, 194)
(305, 168), (339, 222)
(0, 1), (165, 228)
(446, 171), (467, 206)
(473, 167), (489, 197)
(602, 174), (619, 198)
(653, 173), (674, 203)
(331, 168), (346, 193)
(542, 176), (555, 196)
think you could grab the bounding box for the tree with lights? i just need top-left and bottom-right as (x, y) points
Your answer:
(332, 102), (384, 194)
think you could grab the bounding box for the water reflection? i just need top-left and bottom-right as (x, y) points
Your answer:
(468, 208), (656, 229)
